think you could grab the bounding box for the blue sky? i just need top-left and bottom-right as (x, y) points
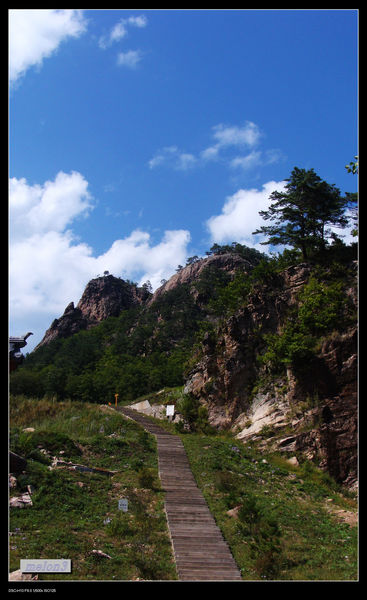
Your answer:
(9, 9), (358, 351)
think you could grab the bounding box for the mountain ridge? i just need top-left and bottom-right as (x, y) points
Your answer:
(34, 274), (149, 350)
(35, 252), (253, 350)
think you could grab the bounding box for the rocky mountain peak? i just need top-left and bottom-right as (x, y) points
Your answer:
(34, 275), (147, 350)
(35, 253), (253, 350)
(76, 274), (146, 323)
(149, 253), (253, 305)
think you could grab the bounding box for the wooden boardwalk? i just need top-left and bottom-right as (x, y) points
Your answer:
(120, 406), (242, 581)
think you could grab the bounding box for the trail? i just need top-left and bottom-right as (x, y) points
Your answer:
(119, 406), (242, 581)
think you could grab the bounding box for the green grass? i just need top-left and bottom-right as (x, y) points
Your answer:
(180, 432), (358, 581)
(9, 396), (177, 581)
(126, 386), (186, 407)
(9, 394), (358, 581)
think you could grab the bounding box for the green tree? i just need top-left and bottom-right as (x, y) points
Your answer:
(43, 365), (66, 399)
(259, 274), (349, 373)
(345, 192), (358, 238)
(185, 255), (200, 265)
(9, 368), (45, 397)
(345, 155), (358, 174)
(253, 167), (349, 259)
(141, 280), (153, 300)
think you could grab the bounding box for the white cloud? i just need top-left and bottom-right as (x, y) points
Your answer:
(212, 121), (261, 148)
(9, 172), (190, 350)
(98, 14), (147, 49)
(127, 15), (148, 28)
(176, 153), (197, 170)
(9, 171), (93, 241)
(99, 22), (127, 49)
(148, 146), (196, 171)
(116, 50), (143, 69)
(110, 22), (128, 43)
(9, 9), (87, 84)
(230, 151), (262, 171)
(206, 180), (287, 249)
(149, 120), (284, 173)
(263, 149), (285, 165)
(201, 121), (262, 162)
(200, 146), (219, 161)
(96, 229), (191, 289)
(230, 149), (286, 171)
(148, 146), (177, 169)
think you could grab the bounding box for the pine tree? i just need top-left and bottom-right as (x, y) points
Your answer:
(253, 167), (349, 259)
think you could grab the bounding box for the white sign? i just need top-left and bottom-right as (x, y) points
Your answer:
(166, 405), (175, 417)
(118, 498), (128, 512)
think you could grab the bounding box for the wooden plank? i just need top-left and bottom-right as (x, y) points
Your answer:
(119, 407), (242, 581)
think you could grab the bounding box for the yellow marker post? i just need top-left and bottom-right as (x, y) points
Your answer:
(114, 393), (119, 408)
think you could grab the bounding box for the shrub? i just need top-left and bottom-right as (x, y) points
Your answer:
(176, 394), (199, 428)
(238, 495), (263, 536)
(238, 494), (283, 579)
(106, 512), (134, 537)
(11, 430), (81, 460)
(297, 276), (345, 335)
(214, 471), (237, 493)
(176, 393), (214, 433)
(138, 467), (156, 489)
(259, 274), (349, 374)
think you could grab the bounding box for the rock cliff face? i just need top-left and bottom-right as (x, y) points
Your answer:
(185, 263), (314, 427)
(148, 253), (253, 305)
(76, 275), (147, 322)
(35, 275), (147, 349)
(290, 328), (357, 489)
(184, 262), (358, 489)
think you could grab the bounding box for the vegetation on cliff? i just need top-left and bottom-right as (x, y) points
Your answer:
(10, 166), (357, 408)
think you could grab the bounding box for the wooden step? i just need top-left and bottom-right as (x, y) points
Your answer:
(119, 407), (242, 581)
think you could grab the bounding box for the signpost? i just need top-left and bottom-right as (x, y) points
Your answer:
(166, 405), (175, 421)
(118, 498), (128, 512)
